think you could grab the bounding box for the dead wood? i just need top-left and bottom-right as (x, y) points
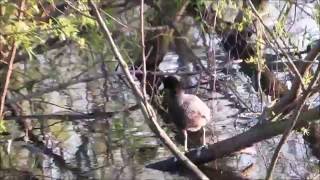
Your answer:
(146, 106), (320, 171)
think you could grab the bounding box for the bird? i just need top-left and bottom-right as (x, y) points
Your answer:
(162, 76), (211, 151)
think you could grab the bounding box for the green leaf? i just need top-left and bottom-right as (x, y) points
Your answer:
(76, 37), (86, 48)
(0, 120), (7, 133)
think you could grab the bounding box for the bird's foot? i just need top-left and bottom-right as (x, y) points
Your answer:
(201, 144), (208, 149)
(195, 145), (208, 157)
(184, 147), (188, 152)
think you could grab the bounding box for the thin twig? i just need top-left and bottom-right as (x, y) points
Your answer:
(140, 0), (147, 100)
(8, 71), (205, 104)
(8, 74), (105, 104)
(5, 112), (112, 121)
(100, 9), (129, 29)
(0, 0), (25, 120)
(4, 105), (140, 121)
(65, 0), (95, 19)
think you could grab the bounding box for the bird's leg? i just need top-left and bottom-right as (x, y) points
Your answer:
(202, 127), (206, 146)
(183, 129), (188, 151)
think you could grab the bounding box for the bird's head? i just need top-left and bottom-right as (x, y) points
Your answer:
(162, 76), (182, 94)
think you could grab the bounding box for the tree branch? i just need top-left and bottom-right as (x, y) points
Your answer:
(140, 0), (147, 100)
(0, 0), (25, 121)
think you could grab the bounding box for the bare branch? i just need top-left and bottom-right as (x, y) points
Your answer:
(140, 0), (147, 100)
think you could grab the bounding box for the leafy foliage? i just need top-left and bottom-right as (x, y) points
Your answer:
(0, 120), (7, 133)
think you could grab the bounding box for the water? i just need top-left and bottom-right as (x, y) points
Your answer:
(1, 1), (320, 179)
(1, 42), (319, 179)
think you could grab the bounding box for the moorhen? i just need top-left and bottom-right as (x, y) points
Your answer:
(163, 76), (211, 151)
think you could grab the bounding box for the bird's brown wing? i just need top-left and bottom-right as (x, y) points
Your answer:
(180, 94), (210, 131)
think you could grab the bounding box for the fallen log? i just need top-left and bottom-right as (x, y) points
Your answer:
(146, 106), (320, 171)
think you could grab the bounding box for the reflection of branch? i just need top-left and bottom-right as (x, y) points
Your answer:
(89, 1), (209, 179)
(8, 74), (104, 103)
(9, 133), (82, 176)
(31, 100), (84, 114)
(0, 168), (54, 179)
(22, 143), (82, 176)
(5, 105), (139, 121)
(5, 112), (113, 121)
(224, 82), (257, 113)
(9, 71), (203, 104)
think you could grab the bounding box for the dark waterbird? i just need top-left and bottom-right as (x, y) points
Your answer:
(163, 76), (211, 151)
